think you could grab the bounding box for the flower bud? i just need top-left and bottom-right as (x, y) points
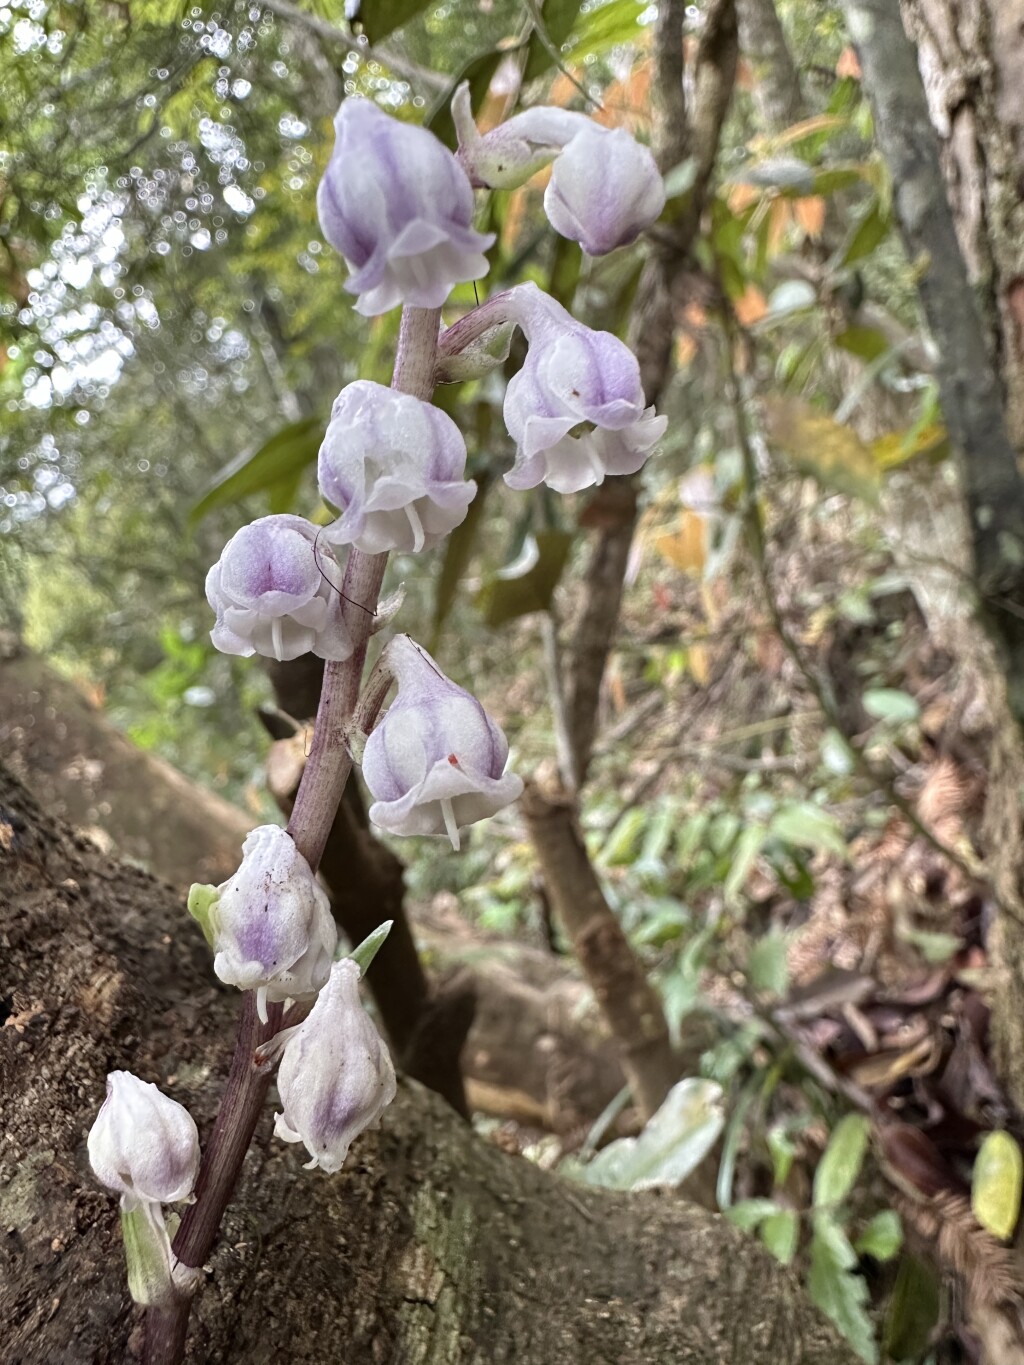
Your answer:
(361, 635), (523, 849)
(453, 85), (664, 254)
(502, 284), (667, 493)
(274, 958), (396, 1173)
(196, 824), (337, 1024)
(317, 99), (494, 317)
(206, 514), (353, 663)
(544, 125), (666, 256)
(88, 1071), (200, 1205)
(318, 380), (476, 555)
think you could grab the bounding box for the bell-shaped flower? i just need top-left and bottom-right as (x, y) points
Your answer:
(317, 98), (494, 317)
(194, 824), (337, 1025)
(360, 635), (523, 850)
(274, 958), (396, 1173)
(206, 514), (353, 664)
(88, 1071), (200, 1206)
(544, 125), (666, 256)
(501, 285), (666, 493)
(453, 84), (664, 254)
(318, 380), (476, 555)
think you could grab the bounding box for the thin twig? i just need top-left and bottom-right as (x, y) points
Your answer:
(262, 0), (448, 92)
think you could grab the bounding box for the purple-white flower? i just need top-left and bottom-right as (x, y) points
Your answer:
(274, 958), (397, 1173)
(317, 99), (494, 317)
(544, 125), (666, 256)
(197, 825), (337, 1025)
(360, 635), (523, 850)
(437, 283), (666, 494)
(318, 380), (476, 555)
(206, 514), (353, 664)
(88, 1071), (200, 1206)
(453, 84), (664, 255)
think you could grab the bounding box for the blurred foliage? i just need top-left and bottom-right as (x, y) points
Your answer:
(0, 2), (995, 1359)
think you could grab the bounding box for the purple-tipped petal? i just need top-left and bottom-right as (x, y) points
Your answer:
(360, 636), (523, 848)
(318, 99), (494, 316)
(206, 514), (353, 663)
(318, 381), (476, 555)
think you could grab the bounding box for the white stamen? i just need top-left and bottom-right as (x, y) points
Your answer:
(271, 617), (285, 661)
(440, 797), (461, 851)
(405, 501), (426, 553)
(256, 985), (269, 1025)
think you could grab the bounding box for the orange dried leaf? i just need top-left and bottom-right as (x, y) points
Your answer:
(837, 46), (862, 80)
(794, 195), (826, 239)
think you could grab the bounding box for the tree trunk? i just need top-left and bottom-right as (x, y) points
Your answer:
(842, 0), (1024, 1110)
(0, 764), (858, 1365)
(735, 0), (804, 131)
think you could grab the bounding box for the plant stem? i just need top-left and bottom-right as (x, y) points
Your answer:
(143, 305), (441, 1365)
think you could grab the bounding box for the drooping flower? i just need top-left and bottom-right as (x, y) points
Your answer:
(544, 124), (666, 256)
(360, 635), (523, 850)
(318, 380), (476, 555)
(317, 98), (494, 316)
(438, 283), (666, 494)
(205, 514), (353, 664)
(88, 1071), (200, 1206)
(190, 825), (337, 1025)
(453, 84), (665, 255)
(274, 958), (397, 1173)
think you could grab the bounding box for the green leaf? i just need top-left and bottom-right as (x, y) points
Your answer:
(723, 824), (766, 905)
(725, 1197), (779, 1232)
(361, 0), (434, 43)
(476, 529), (574, 627)
(599, 807), (648, 867)
(898, 926), (962, 964)
(574, 1079), (724, 1191)
(190, 416), (322, 522)
(808, 1217), (878, 1363)
(814, 1114), (871, 1210)
(972, 1130), (1024, 1241)
(834, 326), (890, 363)
(763, 396), (881, 503)
(770, 802), (848, 859)
(883, 1253), (939, 1362)
(747, 931), (790, 998)
(838, 199), (890, 268)
(523, 0), (584, 83)
(855, 1209), (902, 1261)
(861, 688), (919, 725)
(565, 0), (646, 62)
(760, 1208), (800, 1265)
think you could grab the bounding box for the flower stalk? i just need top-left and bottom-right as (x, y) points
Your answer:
(142, 305), (442, 1365)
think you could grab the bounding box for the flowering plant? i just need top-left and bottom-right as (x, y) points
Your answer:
(88, 84), (666, 1360)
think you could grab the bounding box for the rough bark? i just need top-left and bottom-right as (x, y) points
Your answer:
(0, 643), (250, 888)
(840, 0), (1024, 729)
(842, 0), (1024, 1110)
(736, 0), (804, 132)
(904, 0), (1024, 450)
(0, 764), (859, 1365)
(0, 644), (625, 1129)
